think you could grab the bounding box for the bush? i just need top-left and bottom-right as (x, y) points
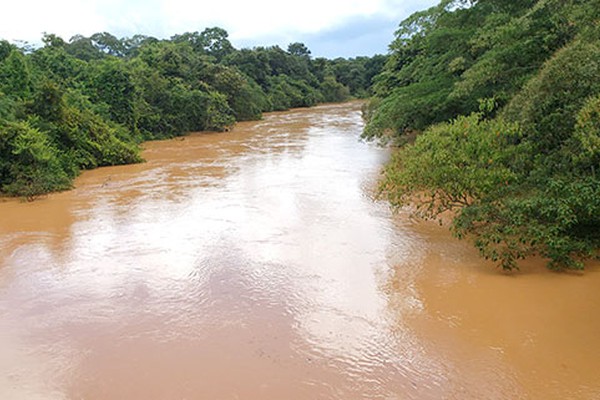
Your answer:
(0, 121), (71, 198)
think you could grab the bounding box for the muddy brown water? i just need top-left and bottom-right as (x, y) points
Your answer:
(1, 102), (599, 399)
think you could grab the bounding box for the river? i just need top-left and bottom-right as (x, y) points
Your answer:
(0, 102), (599, 399)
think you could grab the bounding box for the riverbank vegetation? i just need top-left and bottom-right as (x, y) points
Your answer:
(365, 0), (600, 270)
(0, 29), (384, 198)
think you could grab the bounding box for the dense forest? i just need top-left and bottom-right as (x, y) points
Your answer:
(365, 0), (600, 270)
(0, 28), (385, 198)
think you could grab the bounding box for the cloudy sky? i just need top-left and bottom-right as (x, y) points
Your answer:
(0, 0), (438, 58)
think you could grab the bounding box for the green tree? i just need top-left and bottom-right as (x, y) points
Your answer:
(85, 57), (136, 130)
(0, 40), (13, 62)
(319, 75), (350, 103)
(0, 120), (71, 198)
(90, 32), (126, 57)
(287, 42), (311, 58)
(370, 0), (600, 270)
(0, 50), (33, 99)
(66, 35), (105, 61)
(0, 27), (383, 198)
(198, 27), (234, 61)
(204, 65), (268, 120)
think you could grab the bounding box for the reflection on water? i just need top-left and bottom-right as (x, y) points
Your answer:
(0, 102), (599, 399)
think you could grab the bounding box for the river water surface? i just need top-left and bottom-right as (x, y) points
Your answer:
(0, 102), (599, 399)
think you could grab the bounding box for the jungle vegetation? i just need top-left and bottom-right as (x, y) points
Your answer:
(365, 0), (600, 270)
(0, 28), (384, 199)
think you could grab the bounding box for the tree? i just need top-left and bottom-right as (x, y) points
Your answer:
(199, 27), (234, 61)
(319, 75), (350, 103)
(204, 64), (268, 120)
(85, 57), (136, 129)
(369, 0), (600, 270)
(0, 40), (13, 62)
(0, 27), (384, 198)
(66, 35), (104, 61)
(28, 79), (64, 121)
(0, 120), (71, 198)
(287, 42), (311, 58)
(0, 50), (33, 98)
(90, 32), (126, 57)
(42, 33), (66, 48)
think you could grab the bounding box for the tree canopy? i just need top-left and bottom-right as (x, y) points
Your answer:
(366, 0), (600, 270)
(0, 30), (383, 198)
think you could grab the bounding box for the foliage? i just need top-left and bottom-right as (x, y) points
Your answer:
(0, 51), (33, 98)
(371, 0), (600, 270)
(320, 75), (350, 103)
(503, 39), (600, 154)
(0, 120), (71, 198)
(0, 29), (384, 197)
(381, 114), (522, 216)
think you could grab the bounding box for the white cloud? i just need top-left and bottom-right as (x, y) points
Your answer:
(162, 0), (382, 37)
(0, 0), (437, 49)
(1, 0), (106, 42)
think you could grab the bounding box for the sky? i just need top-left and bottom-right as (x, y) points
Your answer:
(0, 0), (438, 58)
